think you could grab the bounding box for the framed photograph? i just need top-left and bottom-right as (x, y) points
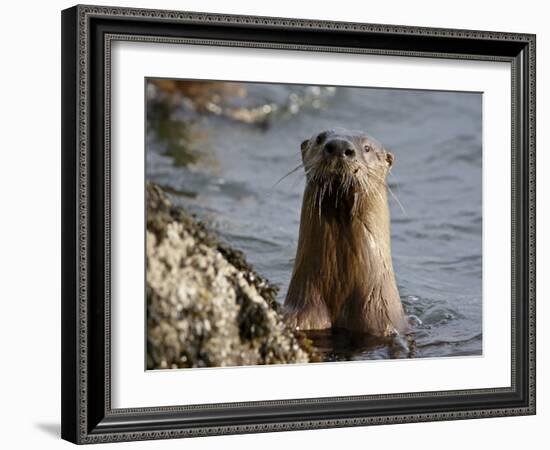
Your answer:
(61, 4), (536, 444)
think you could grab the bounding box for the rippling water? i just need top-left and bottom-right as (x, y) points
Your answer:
(146, 80), (482, 360)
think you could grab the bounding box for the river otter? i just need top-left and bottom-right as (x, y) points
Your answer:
(284, 128), (408, 337)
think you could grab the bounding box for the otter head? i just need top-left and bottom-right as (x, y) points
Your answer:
(300, 128), (394, 216)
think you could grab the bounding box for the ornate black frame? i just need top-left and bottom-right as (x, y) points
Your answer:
(61, 4), (536, 444)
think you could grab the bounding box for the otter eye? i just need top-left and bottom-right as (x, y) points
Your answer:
(364, 145), (372, 153)
(316, 132), (328, 145)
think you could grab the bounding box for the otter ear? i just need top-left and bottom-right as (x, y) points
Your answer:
(385, 151), (394, 167)
(300, 139), (310, 154)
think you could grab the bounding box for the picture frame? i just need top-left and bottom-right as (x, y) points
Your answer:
(61, 4), (536, 444)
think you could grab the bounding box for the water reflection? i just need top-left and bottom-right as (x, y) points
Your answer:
(304, 328), (416, 361)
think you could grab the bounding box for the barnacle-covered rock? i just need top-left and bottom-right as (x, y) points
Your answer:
(146, 182), (310, 369)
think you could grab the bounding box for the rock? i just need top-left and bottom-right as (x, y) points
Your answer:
(148, 79), (247, 112)
(146, 182), (310, 369)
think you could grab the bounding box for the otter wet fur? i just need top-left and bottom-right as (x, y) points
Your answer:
(284, 128), (408, 337)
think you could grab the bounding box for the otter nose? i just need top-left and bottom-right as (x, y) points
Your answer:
(324, 139), (356, 159)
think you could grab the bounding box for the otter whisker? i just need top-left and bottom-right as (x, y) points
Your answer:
(365, 178), (385, 205)
(387, 186), (406, 215)
(365, 167), (386, 184)
(312, 184), (320, 220)
(273, 163), (305, 187)
(373, 184), (386, 204)
(319, 182), (327, 216)
(315, 176), (324, 217)
(315, 183), (320, 214)
(363, 169), (388, 203)
(307, 182), (316, 220)
(350, 192), (361, 217)
(367, 169), (406, 215)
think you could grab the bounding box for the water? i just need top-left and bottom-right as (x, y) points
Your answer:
(146, 81), (482, 360)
